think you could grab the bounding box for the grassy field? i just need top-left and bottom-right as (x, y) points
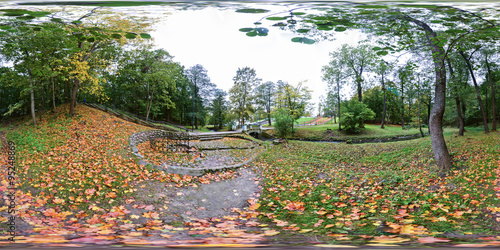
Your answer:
(254, 128), (500, 243)
(267, 123), (425, 141)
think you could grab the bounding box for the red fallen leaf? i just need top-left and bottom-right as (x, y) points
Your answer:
(144, 205), (155, 210)
(275, 220), (288, 227)
(314, 219), (324, 227)
(86, 217), (101, 225)
(245, 221), (260, 227)
(418, 237), (451, 244)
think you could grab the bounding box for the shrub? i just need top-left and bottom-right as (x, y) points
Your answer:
(273, 108), (295, 138)
(340, 99), (375, 133)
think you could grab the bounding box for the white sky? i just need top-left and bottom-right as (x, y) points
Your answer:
(151, 4), (367, 111)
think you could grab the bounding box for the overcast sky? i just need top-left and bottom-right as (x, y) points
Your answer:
(152, 4), (367, 113)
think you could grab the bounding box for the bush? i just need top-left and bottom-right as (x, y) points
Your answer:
(273, 108), (295, 138)
(340, 99), (375, 133)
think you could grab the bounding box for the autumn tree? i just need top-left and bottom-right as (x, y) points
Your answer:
(229, 67), (261, 126)
(275, 81), (312, 132)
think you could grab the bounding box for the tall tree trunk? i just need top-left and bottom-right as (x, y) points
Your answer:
(27, 67), (37, 126)
(408, 17), (451, 174)
(485, 55), (496, 131)
(146, 82), (151, 121)
(52, 77), (56, 116)
(381, 74), (387, 129)
(400, 81), (405, 129)
(418, 87), (423, 137)
(357, 78), (362, 102)
(337, 80), (341, 131)
(70, 79), (79, 116)
(456, 98), (465, 136)
(446, 58), (465, 136)
(459, 50), (489, 133)
(427, 99), (431, 133)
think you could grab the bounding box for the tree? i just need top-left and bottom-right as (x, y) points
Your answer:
(254, 81), (275, 126)
(340, 99), (375, 133)
(210, 89), (228, 129)
(275, 81), (312, 132)
(273, 108), (295, 138)
(185, 64), (215, 129)
(373, 59), (394, 128)
(322, 57), (346, 130)
(229, 67), (261, 126)
(482, 48), (497, 131)
(112, 49), (182, 121)
(396, 61), (416, 129)
(362, 86), (384, 123)
(0, 21), (71, 126)
(446, 54), (470, 136)
(0, 8), (153, 118)
(329, 43), (376, 102)
(458, 45), (489, 133)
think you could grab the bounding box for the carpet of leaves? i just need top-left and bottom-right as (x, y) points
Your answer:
(0, 105), (271, 247)
(254, 130), (500, 247)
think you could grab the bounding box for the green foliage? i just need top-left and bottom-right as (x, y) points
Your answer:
(273, 108), (295, 138)
(340, 99), (375, 133)
(229, 67), (261, 126)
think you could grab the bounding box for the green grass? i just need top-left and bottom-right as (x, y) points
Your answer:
(294, 117), (317, 124)
(267, 123), (425, 141)
(254, 128), (500, 241)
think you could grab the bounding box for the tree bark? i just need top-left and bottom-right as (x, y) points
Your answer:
(459, 50), (489, 133)
(27, 67), (37, 126)
(70, 79), (79, 116)
(381, 74), (387, 129)
(408, 16), (451, 174)
(446, 58), (465, 136)
(357, 78), (363, 102)
(455, 98), (465, 136)
(337, 80), (341, 131)
(52, 77), (56, 116)
(485, 54), (497, 131)
(418, 87), (423, 137)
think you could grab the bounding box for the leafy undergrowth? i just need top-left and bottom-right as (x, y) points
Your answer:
(254, 130), (500, 246)
(0, 104), (273, 246)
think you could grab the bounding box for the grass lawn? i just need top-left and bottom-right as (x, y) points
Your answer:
(267, 123), (426, 141)
(294, 117), (317, 124)
(254, 128), (500, 242)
